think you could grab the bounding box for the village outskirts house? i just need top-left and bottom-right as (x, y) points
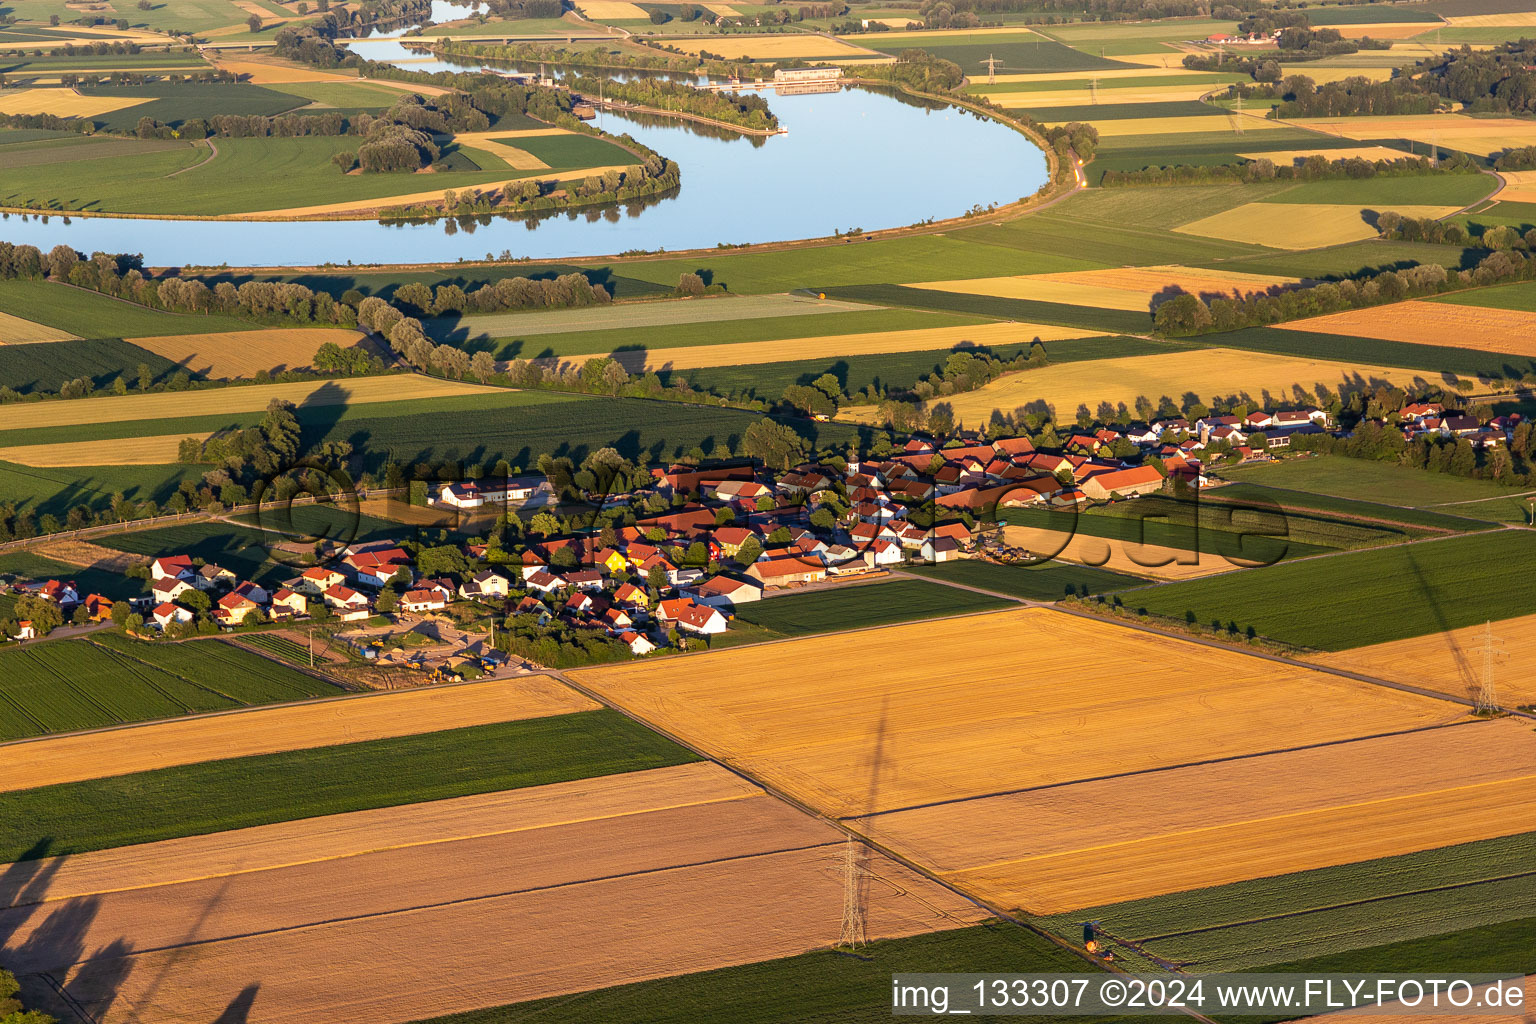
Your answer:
(269, 588), (308, 620)
(657, 598), (729, 636)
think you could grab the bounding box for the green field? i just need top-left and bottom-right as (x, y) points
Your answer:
(729, 578), (1008, 642)
(205, 261), (672, 303)
(93, 520), (301, 586)
(669, 336), (1184, 402)
(1265, 174), (1498, 208)
(0, 460), (203, 518)
(268, 80), (407, 109)
(0, 551), (139, 604)
(0, 336), (182, 395)
(902, 558), (1137, 599)
(0, 279), (256, 339)
(1432, 280), (1536, 312)
(0, 709), (696, 862)
(1223, 456), (1536, 523)
(0, 634), (342, 741)
(1, 0), (260, 33)
(1124, 528), (1536, 650)
(868, 35), (1132, 72)
(408, 922), (1112, 1024)
(497, 130), (635, 171)
(0, 135), (542, 215)
(1034, 829), (1536, 974)
(76, 81), (310, 131)
(822, 284), (1153, 335)
(1204, 238), (1482, 279)
(1017, 100), (1218, 121)
(0, 134), (189, 169)
(232, 632), (315, 667)
(1204, 481), (1500, 535)
(460, 307), (988, 361)
(1205, 325), (1536, 379)
(1001, 502), (1335, 567)
(1303, 5), (1442, 23)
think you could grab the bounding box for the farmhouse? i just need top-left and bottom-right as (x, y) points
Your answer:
(195, 563), (237, 590)
(1079, 465), (1165, 500)
(401, 587), (449, 613)
(151, 577), (193, 604)
(686, 574), (762, 609)
(323, 584), (372, 620)
(747, 556), (826, 588)
(299, 566), (347, 595)
(344, 548), (412, 587)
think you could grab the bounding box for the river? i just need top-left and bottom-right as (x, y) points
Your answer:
(0, 3), (1048, 265)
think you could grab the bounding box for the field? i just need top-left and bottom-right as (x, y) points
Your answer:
(1174, 203), (1466, 249)
(0, 634), (342, 742)
(549, 320), (1099, 374)
(569, 607), (1461, 818)
(1294, 114), (1536, 159)
(1032, 827), (1536, 972)
(1309, 612), (1536, 706)
(125, 326), (371, 378)
(1203, 480), (1498, 536)
(901, 559), (1138, 599)
(1051, 113), (1284, 138)
(6, 762), (985, 1024)
(433, 293), (876, 343)
(851, 347), (1419, 430)
(0, 374), (504, 430)
(0, 310), (77, 344)
(671, 34), (883, 60)
(1202, 323), (1535, 380)
(866, 35), (1130, 73)
(998, 521), (1238, 579)
(415, 922), (1096, 1024)
(1434, 280), (1536, 312)
(0, 278), (257, 340)
(1239, 144), (1418, 164)
(0, 708), (696, 861)
(913, 265), (1300, 313)
(1283, 300), (1536, 356)
(0, 86), (147, 117)
(730, 578), (1009, 642)
(0, 674), (599, 792)
(0, 431), (210, 467)
(855, 718), (1534, 914)
(1126, 529), (1536, 651)
(1223, 456), (1536, 523)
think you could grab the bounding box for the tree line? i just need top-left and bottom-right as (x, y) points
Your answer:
(1155, 246), (1536, 336)
(1101, 150), (1478, 187)
(561, 73), (778, 131)
(1377, 211), (1536, 252)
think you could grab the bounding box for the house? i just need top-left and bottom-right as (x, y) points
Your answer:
(686, 574), (763, 609)
(713, 479), (771, 504)
(1244, 411), (1275, 430)
(12, 621), (35, 641)
(36, 580), (79, 607)
(194, 563), (237, 590)
(323, 584), (371, 620)
(151, 577), (193, 604)
(215, 592), (259, 626)
(921, 536), (961, 563)
(344, 548), (411, 587)
(993, 436), (1035, 457)
(746, 556), (826, 588)
(566, 591), (598, 616)
(270, 588), (307, 620)
(712, 526), (756, 557)
(459, 569), (510, 601)
(438, 481), (485, 509)
(151, 602), (193, 630)
(614, 582), (650, 610)
(565, 569), (605, 591)
(870, 538), (905, 566)
(593, 548), (628, 574)
(619, 630), (656, 655)
(524, 570), (566, 595)
(1273, 408), (1326, 429)
(514, 595), (552, 623)
(658, 598), (729, 636)
(400, 587), (449, 613)
(1079, 465), (1165, 501)
(149, 555), (195, 581)
(231, 580), (269, 605)
(82, 594), (114, 622)
(298, 566), (347, 595)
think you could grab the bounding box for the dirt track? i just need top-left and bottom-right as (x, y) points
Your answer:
(0, 676), (596, 793)
(4, 763), (985, 1024)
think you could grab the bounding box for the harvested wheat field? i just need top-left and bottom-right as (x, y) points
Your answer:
(1294, 114), (1536, 157)
(879, 347), (1416, 429)
(545, 320), (1098, 374)
(0, 431), (208, 467)
(989, 66), (1216, 83)
(1284, 300), (1536, 356)
(0, 374), (499, 431)
(1240, 144), (1414, 165)
(1497, 169), (1536, 203)
(570, 607), (1462, 819)
(980, 84), (1216, 107)
(580, 0), (648, 17)
(1332, 22), (1438, 38)
(1115, 51), (1190, 68)
(916, 266), (1300, 312)
(1048, 113), (1283, 137)
(0, 310), (78, 344)
(1445, 11), (1536, 26)
(30, 539), (146, 572)
(1309, 612), (1536, 706)
(1276, 65), (1395, 84)
(0, 676), (596, 793)
(0, 87), (146, 117)
(1174, 202), (1462, 249)
(126, 327), (369, 378)
(212, 56), (359, 83)
(853, 718), (1536, 914)
(1000, 523), (1232, 580)
(7, 763), (984, 1024)
(359, 496), (485, 527)
(1301, 977), (1535, 1024)
(674, 34), (881, 59)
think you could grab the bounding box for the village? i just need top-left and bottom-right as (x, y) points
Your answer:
(3, 393), (1516, 665)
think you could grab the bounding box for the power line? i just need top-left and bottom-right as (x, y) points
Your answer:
(1476, 619), (1504, 714)
(981, 54), (1000, 85)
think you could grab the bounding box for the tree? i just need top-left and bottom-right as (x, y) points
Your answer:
(529, 511), (561, 537)
(647, 563), (668, 591)
(14, 595), (63, 636)
(1153, 294), (1213, 336)
(376, 587), (398, 614)
(675, 272), (704, 295)
(181, 589), (211, 614)
(735, 535), (763, 565)
(742, 419), (807, 471)
(247, 12), (263, 31)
